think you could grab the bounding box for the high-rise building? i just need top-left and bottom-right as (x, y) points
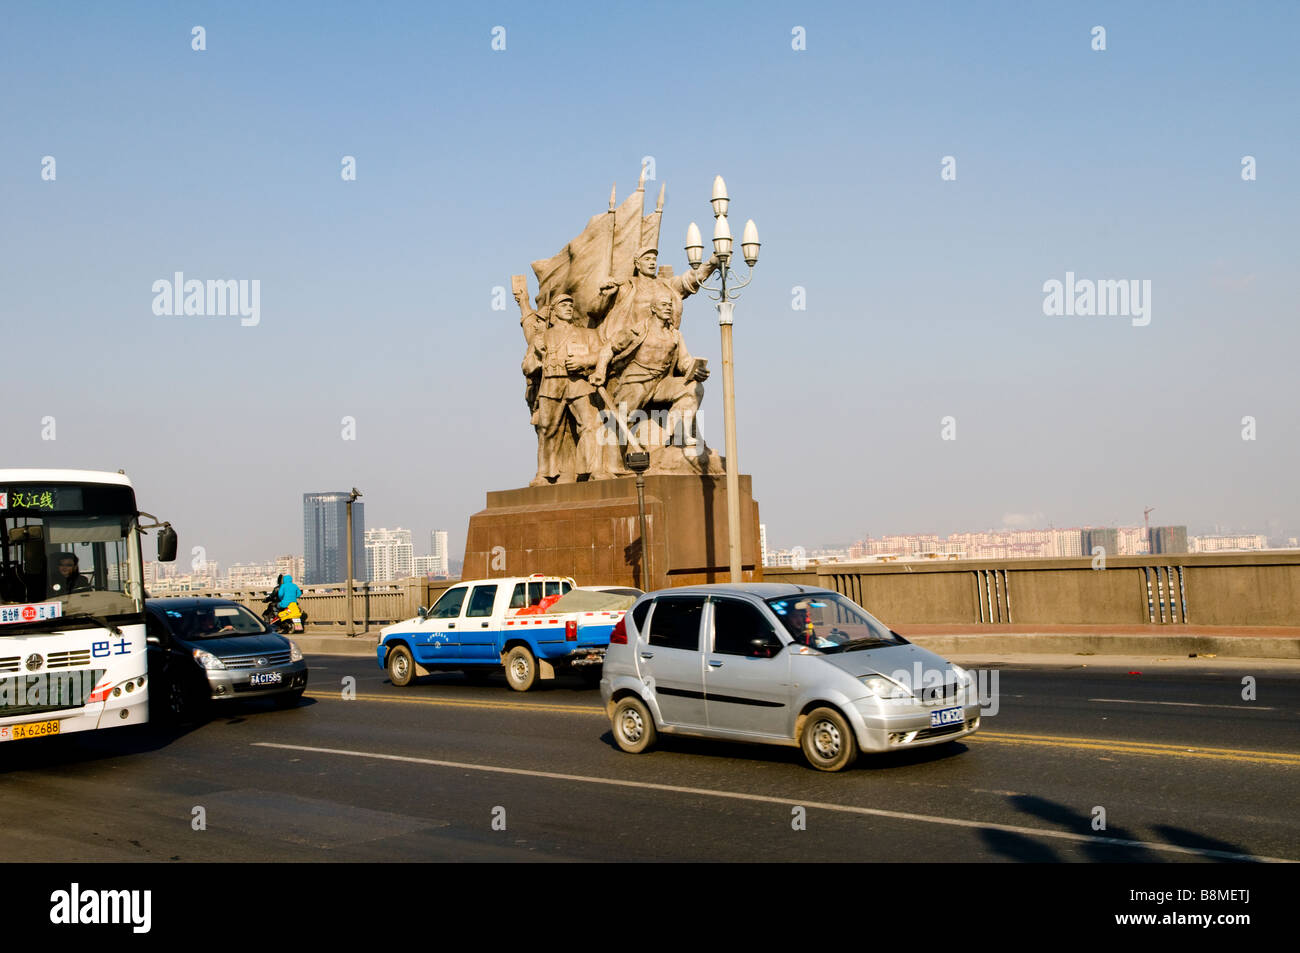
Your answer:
(365, 527), (414, 581)
(303, 492), (365, 585)
(1149, 525), (1188, 555)
(430, 529), (450, 576)
(1080, 527), (1119, 559)
(759, 524), (768, 568)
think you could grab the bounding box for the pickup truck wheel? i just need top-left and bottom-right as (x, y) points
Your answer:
(800, 706), (858, 772)
(504, 646), (538, 692)
(387, 645), (415, 687)
(611, 696), (656, 754)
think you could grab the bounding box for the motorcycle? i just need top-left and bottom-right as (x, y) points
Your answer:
(262, 590), (306, 634)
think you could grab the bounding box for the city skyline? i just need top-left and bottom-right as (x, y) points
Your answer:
(6, 4), (1296, 570)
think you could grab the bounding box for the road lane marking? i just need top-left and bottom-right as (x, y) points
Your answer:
(305, 690), (602, 716)
(251, 742), (1295, 863)
(306, 691), (1300, 765)
(1089, 698), (1276, 711)
(976, 732), (1300, 766)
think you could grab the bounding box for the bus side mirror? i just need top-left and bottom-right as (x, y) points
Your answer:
(157, 526), (178, 562)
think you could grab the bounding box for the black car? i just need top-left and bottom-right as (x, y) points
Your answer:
(145, 597), (309, 722)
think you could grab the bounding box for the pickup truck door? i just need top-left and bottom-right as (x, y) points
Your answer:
(417, 585), (467, 664)
(458, 583), (501, 662)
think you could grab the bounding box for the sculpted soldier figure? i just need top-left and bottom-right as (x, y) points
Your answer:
(597, 246), (719, 344)
(524, 293), (611, 485)
(607, 293), (711, 450)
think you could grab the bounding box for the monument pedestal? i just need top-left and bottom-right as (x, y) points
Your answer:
(463, 475), (762, 590)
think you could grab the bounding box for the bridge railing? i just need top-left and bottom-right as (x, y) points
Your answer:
(155, 577), (462, 630)
(763, 551), (1300, 627)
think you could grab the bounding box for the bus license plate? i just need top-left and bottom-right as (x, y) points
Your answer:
(11, 719), (61, 740)
(250, 672), (282, 686)
(930, 707), (963, 728)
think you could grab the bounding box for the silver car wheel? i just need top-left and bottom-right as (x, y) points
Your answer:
(619, 706), (644, 743)
(392, 653), (409, 681)
(812, 719), (841, 759)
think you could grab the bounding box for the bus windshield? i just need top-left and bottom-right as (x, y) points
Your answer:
(1, 482), (144, 627)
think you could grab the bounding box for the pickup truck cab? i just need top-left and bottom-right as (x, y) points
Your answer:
(376, 575), (631, 691)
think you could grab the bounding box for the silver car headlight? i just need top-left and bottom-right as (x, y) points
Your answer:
(193, 648), (226, 671)
(860, 675), (914, 699)
(951, 664), (973, 686)
(289, 640), (303, 662)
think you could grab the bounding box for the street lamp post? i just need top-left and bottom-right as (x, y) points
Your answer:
(624, 450), (651, 590)
(687, 176), (760, 583)
(346, 487), (362, 636)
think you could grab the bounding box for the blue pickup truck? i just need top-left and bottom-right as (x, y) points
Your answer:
(376, 575), (637, 691)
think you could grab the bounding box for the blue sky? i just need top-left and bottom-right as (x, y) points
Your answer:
(2, 1), (1297, 563)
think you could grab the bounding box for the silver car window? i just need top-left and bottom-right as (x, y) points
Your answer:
(647, 597), (704, 651)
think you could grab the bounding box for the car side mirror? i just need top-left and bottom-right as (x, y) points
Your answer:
(157, 525), (178, 562)
(146, 634), (161, 646)
(750, 635), (783, 657)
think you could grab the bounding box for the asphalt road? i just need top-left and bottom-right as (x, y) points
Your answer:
(1, 654), (1297, 862)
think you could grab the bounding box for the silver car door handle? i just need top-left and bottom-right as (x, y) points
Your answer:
(639, 652), (654, 660)
(708, 660), (723, 668)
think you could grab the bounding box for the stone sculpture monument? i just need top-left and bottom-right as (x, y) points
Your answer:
(464, 171), (762, 589)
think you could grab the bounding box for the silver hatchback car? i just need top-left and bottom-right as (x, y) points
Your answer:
(600, 583), (982, 771)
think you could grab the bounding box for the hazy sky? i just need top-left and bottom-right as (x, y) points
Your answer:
(3, 1), (1297, 565)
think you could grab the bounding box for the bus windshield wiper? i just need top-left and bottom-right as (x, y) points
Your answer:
(0, 612), (122, 636)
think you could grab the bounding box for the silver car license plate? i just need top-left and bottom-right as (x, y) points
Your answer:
(930, 706), (962, 728)
(250, 672), (283, 686)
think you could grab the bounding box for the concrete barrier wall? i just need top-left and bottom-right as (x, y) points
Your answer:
(766, 552), (1300, 627)
(171, 551), (1300, 630)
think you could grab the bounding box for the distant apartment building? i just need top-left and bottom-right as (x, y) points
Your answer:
(1149, 525), (1189, 555)
(1191, 534), (1267, 552)
(1080, 528), (1120, 559)
(429, 529), (450, 576)
(366, 527), (414, 581)
(759, 524), (768, 568)
(303, 492), (365, 585)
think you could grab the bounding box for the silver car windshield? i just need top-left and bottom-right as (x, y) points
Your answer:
(765, 593), (902, 653)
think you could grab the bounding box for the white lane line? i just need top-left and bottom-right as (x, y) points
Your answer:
(251, 742), (1294, 863)
(1090, 698), (1276, 711)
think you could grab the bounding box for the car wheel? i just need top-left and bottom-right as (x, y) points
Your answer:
(387, 645), (415, 687)
(167, 674), (208, 725)
(800, 706), (858, 772)
(504, 646), (538, 692)
(273, 689), (304, 709)
(611, 695), (656, 754)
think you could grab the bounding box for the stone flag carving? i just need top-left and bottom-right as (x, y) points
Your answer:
(513, 171), (726, 485)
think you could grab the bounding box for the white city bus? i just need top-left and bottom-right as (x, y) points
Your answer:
(0, 469), (176, 742)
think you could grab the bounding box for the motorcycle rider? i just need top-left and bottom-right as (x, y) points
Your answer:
(270, 573), (304, 633)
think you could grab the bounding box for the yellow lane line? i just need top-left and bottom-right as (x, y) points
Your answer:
(304, 690), (602, 716)
(305, 691), (1300, 766)
(974, 732), (1300, 766)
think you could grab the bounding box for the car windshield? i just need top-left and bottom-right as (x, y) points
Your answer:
(765, 592), (903, 653)
(161, 604), (267, 639)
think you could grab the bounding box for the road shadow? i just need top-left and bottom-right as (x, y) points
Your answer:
(596, 729), (972, 773)
(991, 794), (1161, 862)
(1149, 824), (1265, 863)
